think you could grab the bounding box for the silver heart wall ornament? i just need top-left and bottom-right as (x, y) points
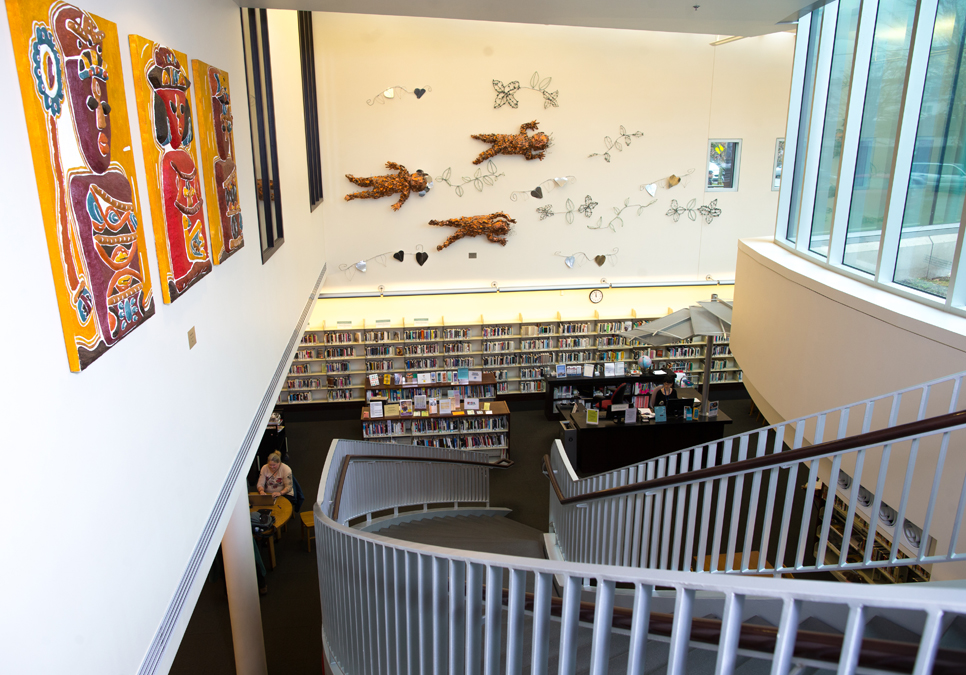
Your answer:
(565, 256), (576, 268)
(355, 261), (367, 273)
(644, 183), (657, 197)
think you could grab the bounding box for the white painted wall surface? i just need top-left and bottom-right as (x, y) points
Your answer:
(313, 13), (794, 293)
(0, 3), (325, 673)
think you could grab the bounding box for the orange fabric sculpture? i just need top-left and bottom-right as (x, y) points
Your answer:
(430, 212), (515, 251)
(471, 120), (550, 164)
(344, 161), (430, 211)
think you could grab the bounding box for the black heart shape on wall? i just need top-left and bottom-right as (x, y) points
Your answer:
(393, 251), (404, 262)
(415, 252), (429, 266)
(414, 88), (426, 99)
(530, 186), (543, 199)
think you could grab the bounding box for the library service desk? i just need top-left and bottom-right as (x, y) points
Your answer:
(559, 391), (732, 475)
(543, 372), (667, 421)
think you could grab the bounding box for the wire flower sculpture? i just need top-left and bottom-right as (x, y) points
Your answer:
(536, 204), (555, 220)
(588, 126), (644, 162)
(549, 195), (595, 224)
(697, 199), (722, 224)
(339, 246), (428, 279)
(366, 85), (432, 106)
(666, 198), (698, 222)
(554, 248), (619, 268)
(641, 168), (696, 195)
(435, 161), (505, 197)
(510, 175), (575, 201)
(492, 72), (559, 109)
(587, 198), (658, 231)
(577, 195), (598, 218)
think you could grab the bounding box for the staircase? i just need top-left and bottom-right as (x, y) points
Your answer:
(313, 371), (966, 675)
(357, 507), (966, 674)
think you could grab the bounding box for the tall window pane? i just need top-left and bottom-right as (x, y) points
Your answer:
(894, 0), (966, 298)
(786, 7), (825, 243)
(809, 0), (862, 258)
(844, 0), (918, 275)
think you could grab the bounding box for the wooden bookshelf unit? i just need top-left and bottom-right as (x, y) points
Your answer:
(279, 313), (742, 406)
(361, 400), (511, 462)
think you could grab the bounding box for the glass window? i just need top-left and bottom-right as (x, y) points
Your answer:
(707, 139), (741, 191)
(808, 0), (862, 259)
(773, 138), (785, 191)
(843, 0), (918, 275)
(242, 8), (285, 263)
(894, 0), (966, 298)
(786, 7), (825, 243)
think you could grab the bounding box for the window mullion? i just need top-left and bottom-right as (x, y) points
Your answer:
(827, 0), (880, 267)
(947, 191), (966, 309)
(797, 1), (841, 254)
(876, 0), (940, 286)
(776, 12), (813, 243)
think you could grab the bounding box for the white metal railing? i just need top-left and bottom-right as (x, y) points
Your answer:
(315, 440), (966, 675)
(549, 371), (966, 577)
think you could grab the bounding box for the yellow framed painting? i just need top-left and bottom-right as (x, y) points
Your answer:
(6, 0), (155, 371)
(129, 35), (212, 303)
(192, 59), (243, 264)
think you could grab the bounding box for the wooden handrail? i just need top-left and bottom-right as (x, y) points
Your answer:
(499, 588), (966, 674)
(331, 454), (513, 521)
(545, 409), (966, 506)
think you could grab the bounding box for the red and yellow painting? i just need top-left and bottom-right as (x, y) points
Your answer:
(129, 35), (211, 303)
(191, 59), (243, 264)
(6, 0), (155, 372)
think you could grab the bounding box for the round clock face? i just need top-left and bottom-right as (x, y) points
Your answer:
(589, 289), (603, 304)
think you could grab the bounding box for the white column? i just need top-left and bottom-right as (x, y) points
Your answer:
(222, 474), (268, 675)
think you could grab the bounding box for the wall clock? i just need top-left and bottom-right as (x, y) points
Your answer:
(589, 289), (603, 304)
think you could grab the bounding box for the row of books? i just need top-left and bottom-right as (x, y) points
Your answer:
(481, 325), (513, 337)
(366, 386), (496, 402)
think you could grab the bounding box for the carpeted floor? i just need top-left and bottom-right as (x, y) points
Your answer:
(170, 391), (762, 674)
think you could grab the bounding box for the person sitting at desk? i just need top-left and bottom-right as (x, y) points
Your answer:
(652, 373), (678, 408)
(257, 451), (296, 508)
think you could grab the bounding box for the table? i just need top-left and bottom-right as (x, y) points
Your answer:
(543, 373), (666, 420)
(250, 493), (293, 569)
(559, 394), (732, 475)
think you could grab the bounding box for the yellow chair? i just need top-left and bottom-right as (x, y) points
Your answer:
(300, 511), (315, 552)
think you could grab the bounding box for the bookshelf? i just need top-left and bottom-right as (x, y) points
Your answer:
(361, 400), (511, 462)
(278, 313), (743, 405)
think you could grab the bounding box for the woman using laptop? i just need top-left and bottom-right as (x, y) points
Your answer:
(652, 372), (678, 409)
(257, 451), (296, 507)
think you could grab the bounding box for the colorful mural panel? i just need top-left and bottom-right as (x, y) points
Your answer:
(129, 35), (211, 303)
(191, 59), (243, 264)
(6, 0), (155, 372)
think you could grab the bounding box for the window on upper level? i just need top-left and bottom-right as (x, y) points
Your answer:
(777, 0), (966, 315)
(707, 139), (742, 192)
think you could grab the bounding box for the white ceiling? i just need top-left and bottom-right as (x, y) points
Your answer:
(241, 0), (814, 38)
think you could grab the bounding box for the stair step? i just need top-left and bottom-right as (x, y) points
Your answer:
(863, 615), (919, 643)
(939, 614), (966, 651)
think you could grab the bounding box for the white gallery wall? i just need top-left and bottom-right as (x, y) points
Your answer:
(313, 13), (794, 293)
(0, 3), (325, 673)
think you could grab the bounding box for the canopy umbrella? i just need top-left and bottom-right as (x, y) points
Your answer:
(622, 298), (733, 416)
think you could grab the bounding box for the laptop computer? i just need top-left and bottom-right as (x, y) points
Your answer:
(250, 493), (277, 508)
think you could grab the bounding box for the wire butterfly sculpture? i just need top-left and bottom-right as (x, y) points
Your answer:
(492, 72), (559, 109)
(666, 198), (697, 222)
(697, 199), (722, 223)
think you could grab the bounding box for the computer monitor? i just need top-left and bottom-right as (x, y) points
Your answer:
(666, 397), (694, 418)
